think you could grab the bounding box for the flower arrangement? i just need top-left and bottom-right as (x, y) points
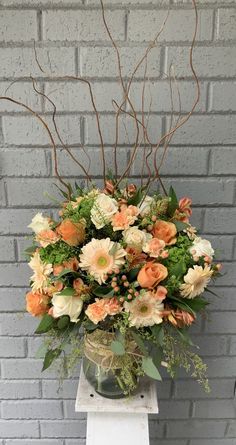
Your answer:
(1, 0), (222, 396)
(25, 182), (221, 394)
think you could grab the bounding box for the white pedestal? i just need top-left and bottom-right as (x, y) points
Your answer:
(75, 370), (158, 445)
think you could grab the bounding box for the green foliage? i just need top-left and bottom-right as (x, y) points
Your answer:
(42, 348), (62, 371)
(167, 186), (179, 217)
(93, 285), (114, 298)
(142, 356), (162, 380)
(58, 287), (77, 296)
(40, 241), (79, 265)
(111, 340), (125, 355)
(35, 314), (54, 334)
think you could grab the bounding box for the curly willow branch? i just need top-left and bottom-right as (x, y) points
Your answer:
(0, 95), (72, 197)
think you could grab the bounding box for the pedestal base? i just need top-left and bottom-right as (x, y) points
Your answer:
(75, 370), (158, 445)
(87, 412), (149, 445)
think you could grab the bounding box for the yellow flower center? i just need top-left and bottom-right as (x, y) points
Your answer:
(140, 304), (148, 313)
(97, 256), (109, 267)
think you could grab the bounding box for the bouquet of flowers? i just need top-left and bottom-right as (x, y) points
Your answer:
(1, 0), (221, 397)
(25, 182), (220, 396)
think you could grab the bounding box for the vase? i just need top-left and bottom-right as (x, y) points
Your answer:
(83, 330), (138, 399)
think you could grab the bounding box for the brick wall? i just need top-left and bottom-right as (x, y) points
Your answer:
(0, 0), (236, 443)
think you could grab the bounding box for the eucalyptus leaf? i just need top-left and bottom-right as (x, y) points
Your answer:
(131, 331), (148, 356)
(111, 340), (125, 356)
(142, 356), (162, 380)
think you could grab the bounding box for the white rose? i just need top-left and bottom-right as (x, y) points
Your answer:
(28, 213), (51, 234)
(91, 193), (118, 229)
(51, 293), (83, 323)
(123, 226), (152, 249)
(138, 196), (154, 217)
(190, 237), (214, 260)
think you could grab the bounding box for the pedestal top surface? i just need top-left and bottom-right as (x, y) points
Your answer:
(75, 370), (159, 414)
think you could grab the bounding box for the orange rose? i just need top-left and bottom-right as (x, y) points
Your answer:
(56, 219), (85, 246)
(138, 262), (168, 288)
(26, 291), (49, 317)
(152, 220), (177, 245)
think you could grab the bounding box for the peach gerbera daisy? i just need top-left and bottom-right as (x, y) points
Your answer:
(180, 265), (213, 299)
(79, 238), (126, 284)
(124, 291), (164, 328)
(29, 250), (53, 292)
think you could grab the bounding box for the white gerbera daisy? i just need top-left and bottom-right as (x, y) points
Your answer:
(180, 265), (213, 299)
(29, 250), (53, 292)
(124, 291), (164, 328)
(79, 238), (126, 285)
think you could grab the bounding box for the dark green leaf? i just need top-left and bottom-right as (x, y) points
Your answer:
(151, 346), (163, 368)
(42, 348), (62, 371)
(167, 186), (179, 217)
(57, 315), (70, 330)
(93, 286), (114, 298)
(177, 328), (195, 346)
(58, 287), (77, 297)
(151, 325), (164, 346)
(111, 340), (125, 356)
(127, 188), (143, 206)
(52, 268), (74, 281)
(205, 288), (221, 298)
(186, 298), (209, 312)
(172, 220), (189, 232)
(35, 314), (54, 334)
(131, 330), (148, 356)
(142, 356), (162, 380)
(127, 267), (140, 282)
(84, 320), (98, 331)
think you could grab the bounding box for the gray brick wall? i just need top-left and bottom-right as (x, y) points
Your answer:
(0, 0), (235, 443)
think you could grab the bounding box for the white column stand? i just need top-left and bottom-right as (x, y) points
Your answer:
(75, 371), (158, 445)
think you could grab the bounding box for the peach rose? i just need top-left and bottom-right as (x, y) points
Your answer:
(138, 262), (168, 288)
(26, 291), (49, 317)
(85, 299), (107, 324)
(104, 297), (122, 316)
(154, 285), (168, 300)
(143, 238), (166, 258)
(56, 219), (85, 246)
(152, 220), (177, 245)
(36, 229), (60, 248)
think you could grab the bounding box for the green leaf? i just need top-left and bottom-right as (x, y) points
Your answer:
(169, 297), (196, 317)
(167, 186), (179, 217)
(170, 259), (186, 278)
(177, 328), (195, 346)
(205, 288), (221, 298)
(127, 188), (143, 206)
(151, 325), (164, 346)
(142, 356), (162, 380)
(131, 330), (148, 356)
(111, 340), (125, 356)
(186, 298), (209, 312)
(172, 220), (189, 232)
(57, 315), (70, 330)
(35, 314), (54, 334)
(127, 267), (140, 282)
(52, 268), (74, 281)
(84, 320), (98, 331)
(58, 287), (77, 297)
(35, 342), (48, 359)
(42, 348), (62, 371)
(24, 245), (37, 257)
(151, 346), (163, 368)
(93, 285), (114, 298)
